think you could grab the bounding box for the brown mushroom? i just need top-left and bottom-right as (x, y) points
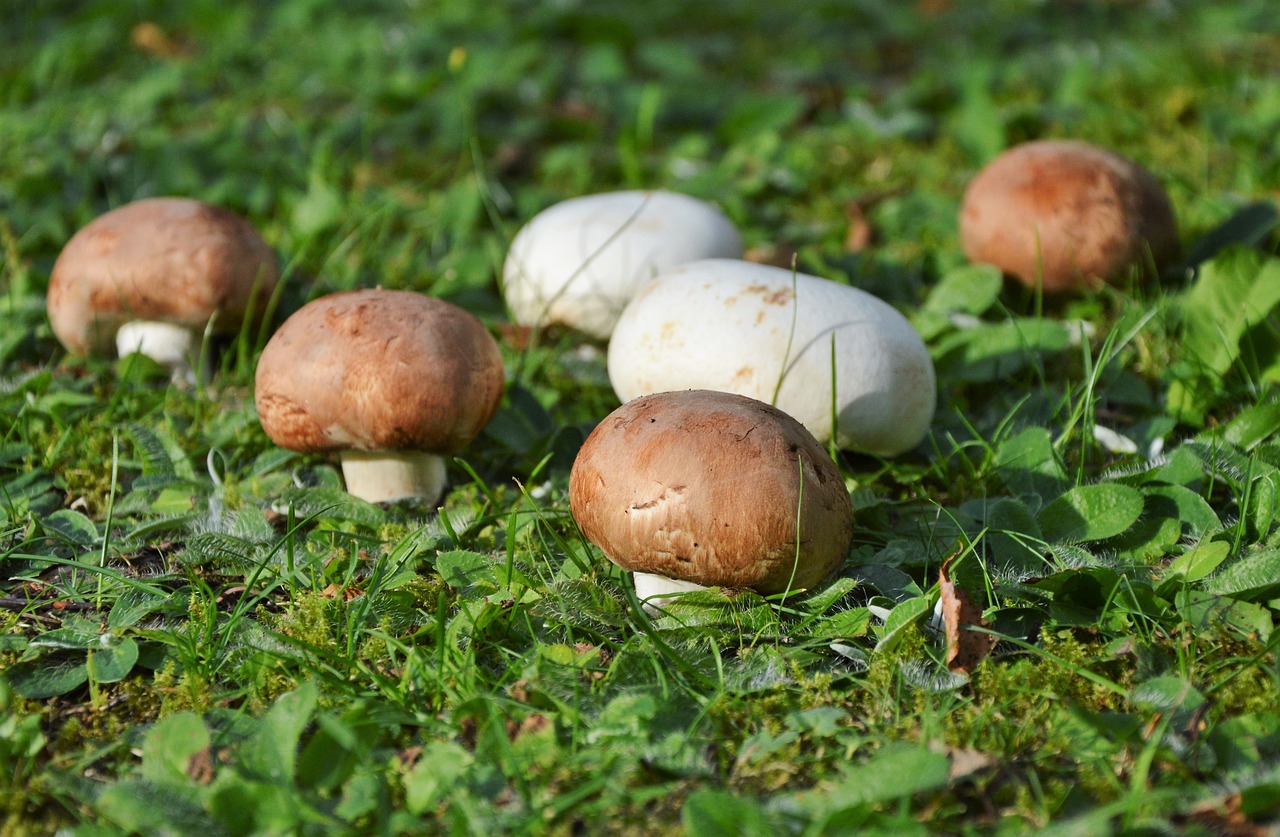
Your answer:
(569, 389), (854, 609)
(254, 289), (505, 505)
(48, 197), (279, 376)
(959, 140), (1179, 293)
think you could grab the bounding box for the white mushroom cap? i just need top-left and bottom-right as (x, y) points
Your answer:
(608, 259), (935, 457)
(502, 190), (742, 339)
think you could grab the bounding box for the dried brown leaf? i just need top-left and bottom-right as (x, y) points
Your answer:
(940, 555), (997, 674)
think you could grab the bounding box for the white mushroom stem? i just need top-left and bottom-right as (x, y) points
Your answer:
(115, 320), (199, 381)
(633, 572), (709, 614)
(339, 450), (447, 506)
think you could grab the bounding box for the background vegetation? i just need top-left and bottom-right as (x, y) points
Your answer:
(2, 0), (1280, 833)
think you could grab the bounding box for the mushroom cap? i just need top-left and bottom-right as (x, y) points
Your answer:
(254, 289), (505, 455)
(959, 140), (1180, 292)
(48, 197), (280, 355)
(502, 190), (742, 339)
(569, 390), (854, 594)
(608, 259), (936, 456)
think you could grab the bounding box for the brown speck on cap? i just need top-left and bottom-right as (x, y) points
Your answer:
(569, 390), (854, 595)
(959, 140), (1179, 293)
(48, 197), (279, 355)
(254, 289), (505, 455)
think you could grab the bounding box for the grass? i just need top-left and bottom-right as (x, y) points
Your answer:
(3, 0), (1280, 833)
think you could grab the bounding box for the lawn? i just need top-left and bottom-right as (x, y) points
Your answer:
(3, 0), (1280, 833)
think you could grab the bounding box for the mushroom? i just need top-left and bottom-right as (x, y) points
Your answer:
(569, 389), (854, 608)
(959, 139), (1180, 292)
(48, 197), (280, 377)
(502, 190), (743, 340)
(254, 289), (505, 505)
(607, 259), (935, 457)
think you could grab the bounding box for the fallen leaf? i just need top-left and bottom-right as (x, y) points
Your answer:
(844, 201), (873, 252)
(940, 555), (997, 674)
(186, 746), (216, 784)
(1181, 793), (1271, 837)
(130, 22), (193, 59)
(947, 747), (996, 781)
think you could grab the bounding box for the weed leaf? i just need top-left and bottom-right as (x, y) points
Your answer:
(1037, 484), (1144, 543)
(683, 789), (774, 837)
(7, 654), (88, 699)
(1181, 200), (1279, 270)
(1205, 548), (1280, 601)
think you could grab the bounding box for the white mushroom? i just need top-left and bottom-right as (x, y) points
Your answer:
(502, 190), (742, 340)
(608, 259), (935, 456)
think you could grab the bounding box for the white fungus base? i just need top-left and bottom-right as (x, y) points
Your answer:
(633, 572), (709, 614)
(116, 320), (198, 381)
(339, 450), (447, 506)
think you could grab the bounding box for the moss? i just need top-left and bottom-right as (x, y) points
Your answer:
(152, 662), (212, 716)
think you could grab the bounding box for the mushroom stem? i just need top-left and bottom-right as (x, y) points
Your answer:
(115, 320), (199, 381)
(633, 572), (709, 613)
(339, 449), (448, 505)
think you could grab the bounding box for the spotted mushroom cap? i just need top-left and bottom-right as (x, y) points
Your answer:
(254, 289), (505, 455)
(959, 140), (1180, 292)
(608, 259), (936, 457)
(569, 389), (854, 595)
(48, 197), (280, 355)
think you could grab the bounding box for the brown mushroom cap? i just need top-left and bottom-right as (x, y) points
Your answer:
(255, 289), (505, 455)
(569, 390), (855, 595)
(959, 140), (1180, 293)
(48, 197), (280, 355)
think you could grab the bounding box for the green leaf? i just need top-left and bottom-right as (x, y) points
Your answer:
(109, 588), (172, 628)
(683, 790), (774, 837)
(981, 497), (1045, 570)
(874, 596), (931, 653)
(719, 91), (807, 143)
(1206, 549), (1280, 601)
(1182, 200), (1279, 269)
(1170, 248), (1280, 423)
(1225, 400), (1280, 451)
(1176, 590), (1272, 640)
(6, 654), (88, 698)
(997, 427), (1067, 499)
(781, 743), (950, 816)
(1130, 676), (1206, 714)
(811, 607), (871, 641)
(1143, 485), (1221, 537)
(1036, 484), (1144, 543)
(140, 712), (211, 786)
(914, 264), (1004, 339)
(208, 777), (299, 835)
(435, 549), (499, 596)
(96, 779), (219, 836)
(87, 636), (138, 683)
(272, 487), (387, 527)
(403, 741), (473, 815)
(1162, 540), (1232, 588)
(936, 318), (1071, 384)
(243, 682), (318, 783)
(41, 509), (99, 549)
